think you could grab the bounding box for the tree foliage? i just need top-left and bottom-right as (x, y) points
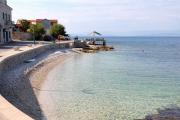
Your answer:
(19, 19), (30, 32)
(49, 24), (67, 38)
(29, 23), (46, 40)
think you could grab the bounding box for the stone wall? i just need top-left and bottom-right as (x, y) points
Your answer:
(12, 32), (32, 40)
(0, 45), (48, 76)
(0, 43), (73, 78)
(74, 40), (88, 48)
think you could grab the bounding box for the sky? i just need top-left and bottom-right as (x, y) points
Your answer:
(8, 0), (180, 36)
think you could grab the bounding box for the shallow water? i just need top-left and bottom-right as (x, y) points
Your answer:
(39, 37), (180, 120)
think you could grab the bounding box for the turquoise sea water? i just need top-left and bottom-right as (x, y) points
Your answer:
(39, 37), (180, 120)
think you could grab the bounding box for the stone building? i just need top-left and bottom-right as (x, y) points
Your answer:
(0, 0), (12, 44)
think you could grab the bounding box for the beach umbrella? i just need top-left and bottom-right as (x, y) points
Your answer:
(90, 31), (102, 36)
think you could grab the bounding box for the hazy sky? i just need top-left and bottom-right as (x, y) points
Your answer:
(9, 0), (180, 36)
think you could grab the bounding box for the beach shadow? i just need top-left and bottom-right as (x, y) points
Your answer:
(144, 105), (180, 120)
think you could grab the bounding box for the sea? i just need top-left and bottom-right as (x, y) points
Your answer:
(39, 37), (180, 120)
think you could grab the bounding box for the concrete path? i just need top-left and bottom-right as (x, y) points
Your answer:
(0, 40), (53, 61)
(0, 95), (32, 120)
(0, 40), (47, 54)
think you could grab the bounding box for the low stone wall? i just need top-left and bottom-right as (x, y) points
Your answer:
(0, 45), (50, 73)
(0, 43), (73, 75)
(74, 40), (88, 48)
(12, 32), (32, 40)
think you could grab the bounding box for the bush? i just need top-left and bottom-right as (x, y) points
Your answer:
(49, 24), (67, 39)
(19, 19), (30, 32)
(29, 23), (45, 40)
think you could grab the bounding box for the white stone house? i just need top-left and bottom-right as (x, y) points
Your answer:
(0, 0), (12, 44)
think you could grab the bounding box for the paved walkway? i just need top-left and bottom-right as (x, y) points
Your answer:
(0, 42), (43, 61)
(0, 41), (46, 54)
(0, 40), (74, 54)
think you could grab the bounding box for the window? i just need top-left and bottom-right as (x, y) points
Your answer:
(3, 13), (5, 19)
(5, 14), (7, 20)
(3, 29), (5, 39)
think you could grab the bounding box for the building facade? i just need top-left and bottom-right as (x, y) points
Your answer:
(0, 0), (12, 44)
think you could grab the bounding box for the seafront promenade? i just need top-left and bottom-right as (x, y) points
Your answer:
(0, 41), (74, 120)
(0, 43), (43, 60)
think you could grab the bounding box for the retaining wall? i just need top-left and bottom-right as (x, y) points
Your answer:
(12, 32), (32, 40)
(0, 43), (73, 76)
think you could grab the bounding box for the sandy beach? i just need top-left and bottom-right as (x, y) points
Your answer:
(29, 51), (74, 95)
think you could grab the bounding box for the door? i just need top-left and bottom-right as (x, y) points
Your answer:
(5, 31), (8, 42)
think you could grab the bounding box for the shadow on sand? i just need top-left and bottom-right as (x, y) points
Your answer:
(144, 105), (180, 120)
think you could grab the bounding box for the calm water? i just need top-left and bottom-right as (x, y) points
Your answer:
(39, 37), (180, 120)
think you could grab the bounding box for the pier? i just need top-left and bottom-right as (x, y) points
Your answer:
(74, 37), (114, 53)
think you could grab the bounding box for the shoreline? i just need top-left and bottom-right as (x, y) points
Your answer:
(29, 51), (75, 96)
(28, 50), (76, 119)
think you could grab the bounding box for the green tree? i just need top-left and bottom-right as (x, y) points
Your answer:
(19, 19), (30, 32)
(29, 23), (45, 40)
(49, 24), (67, 38)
